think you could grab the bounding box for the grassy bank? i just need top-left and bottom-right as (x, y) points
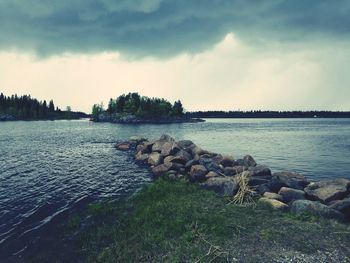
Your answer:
(55, 177), (349, 263)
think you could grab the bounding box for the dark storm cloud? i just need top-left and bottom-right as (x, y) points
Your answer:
(0, 0), (349, 56)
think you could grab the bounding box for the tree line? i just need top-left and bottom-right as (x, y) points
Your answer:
(0, 92), (86, 120)
(186, 110), (350, 118)
(92, 93), (184, 119)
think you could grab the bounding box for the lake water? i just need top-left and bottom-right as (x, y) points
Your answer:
(1, 118), (350, 260)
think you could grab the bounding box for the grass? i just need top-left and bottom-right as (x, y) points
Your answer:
(67, 176), (350, 263)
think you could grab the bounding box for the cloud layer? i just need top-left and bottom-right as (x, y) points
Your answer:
(1, 0), (349, 56)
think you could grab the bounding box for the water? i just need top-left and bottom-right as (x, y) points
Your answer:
(0, 118), (350, 259)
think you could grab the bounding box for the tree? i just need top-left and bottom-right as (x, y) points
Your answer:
(172, 100), (184, 116)
(92, 103), (104, 120)
(49, 100), (55, 112)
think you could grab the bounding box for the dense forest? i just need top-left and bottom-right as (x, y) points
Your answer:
(92, 92), (184, 120)
(186, 110), (350, 118)
(0, 93), (87, 120)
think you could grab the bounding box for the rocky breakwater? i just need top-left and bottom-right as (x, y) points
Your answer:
(115, 135), (350, 222)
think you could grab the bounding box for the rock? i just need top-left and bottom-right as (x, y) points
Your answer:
(329, 198), (350, 220)
(164, 155), (187, 165)
(135, 151), (149, 162)
(248, 176), (271, 186)
(147, 152), (163, 166)
(223, 167), (237, 176)
(278, 187), (305, 203)
(247, 165), (271, 177)
(191, 145), (209, 156)
(152, 162), (173, 176)
(258, 197), (288, 211)
(304, 179), (350, 204)
(185, 159), (199, 170)
(177, 140), (194, 150)
(243, 155), (257, 167)
(220, 156), (235, 167)
(200, 177), (238, 196)
(189, 165), (208, 182)
(273, 172), (309, 190)
(290, 200), (344, 221)
(159, 134), (175, 142)
(263, 192), (283, 201)
(205, 171), (219, 179)
(152, 140), (166, 152)
(257, 184), (271, 195)
(211, 154), (224, 165)
(115, 142), (130, 151)
(136, 143), (152, 154)
(175, 150), (192, 163)
(160, 142), (174, 156)
(199, 158), (223, 173)
(266, 177), (285, 193)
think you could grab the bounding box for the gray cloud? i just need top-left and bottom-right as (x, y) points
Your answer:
(0, 0), (349, 57)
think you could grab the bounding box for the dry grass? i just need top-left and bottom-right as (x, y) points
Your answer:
(232, 171), (255, 205)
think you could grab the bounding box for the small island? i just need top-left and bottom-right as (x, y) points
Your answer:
(91, 92), (204, 124)
(0, 92), (88, 121)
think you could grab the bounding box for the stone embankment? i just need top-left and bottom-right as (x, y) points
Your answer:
(116, 135), (350, 222)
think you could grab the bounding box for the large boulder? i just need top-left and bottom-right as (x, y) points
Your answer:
(304, 179), (350, 204)
(273, 172), (309, 190)
(135, 151), (149, 162)
(189, 165), (208, 181)
(185, 159), (199, 170)
(205, 171), (219, 179)
(247, 165), (271, 177)
(175, 150), (192, 163)
(248, 176), (271, 186)
(219, 156), (235, 167)
(223, 167), (237, 176)
(164, 155), (187, 165)
(200, 177), (238, 196)
(160, 142), (174, 157)
(278, 187), (305, 203)
(329, 198), (350, 221)
(152, 162), (173, 176)
(243, 155), (257, 167)
(199, 158), (223, 173)
(191, 145), (209, 156)
(290, 200), (344, 221)
(263, 192), (283, 201)
(258, 197), (288, 211)
(115, 142), (131, 151)
(148, 152), (163, 166)
(177, 140), (194, 150)
(152, 140), (166, 152)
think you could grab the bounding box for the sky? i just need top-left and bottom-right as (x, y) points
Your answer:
(0, 0), (349, 113)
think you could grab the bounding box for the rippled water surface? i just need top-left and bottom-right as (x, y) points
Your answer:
(0, 118), (350, 259)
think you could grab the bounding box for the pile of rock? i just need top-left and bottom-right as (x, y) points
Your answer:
(115, 134), (350, 222)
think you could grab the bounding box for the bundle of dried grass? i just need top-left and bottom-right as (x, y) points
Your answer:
(232, 171), (255, 205)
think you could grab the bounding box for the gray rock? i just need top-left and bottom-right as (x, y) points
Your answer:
(115, 142), (130, 151)
(189, 164), (208, 181)
(220, 156), (235, 167)
(248, 176), (271, 186)
(177, 140), (195, 150)
(290, 200), (344, 221)
(258, 197), (288, 211)
(243, 155), (257, 167)
(191, 145), (209, 156)
(147, 152), (163, 166)
(152, 140), (166, 152)
(273, 171), (309, 190)
(304, 179), (350, 203)
(223, 167), (237, 176)
(263, 192), (283, 201)
(205, 171), (219, 179)
(152, 162), (173, 176)
(329, 198), (350, 221)
(257, 184), (271, 195)
(185, 159), (199, 170)
(160, 142), (173, 156)
(200, 177), (238, 196)
(129, 136), (147, 144)
(164, 155), (187, 165)
(135, 151), (149, 162)
(199, 158), (223, 173)
(278, 187), (305, 203)
(175, 150), (192, 163)
(247, 165), (271, 177)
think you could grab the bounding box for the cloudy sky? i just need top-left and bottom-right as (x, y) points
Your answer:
(0, 0), (349, 112)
